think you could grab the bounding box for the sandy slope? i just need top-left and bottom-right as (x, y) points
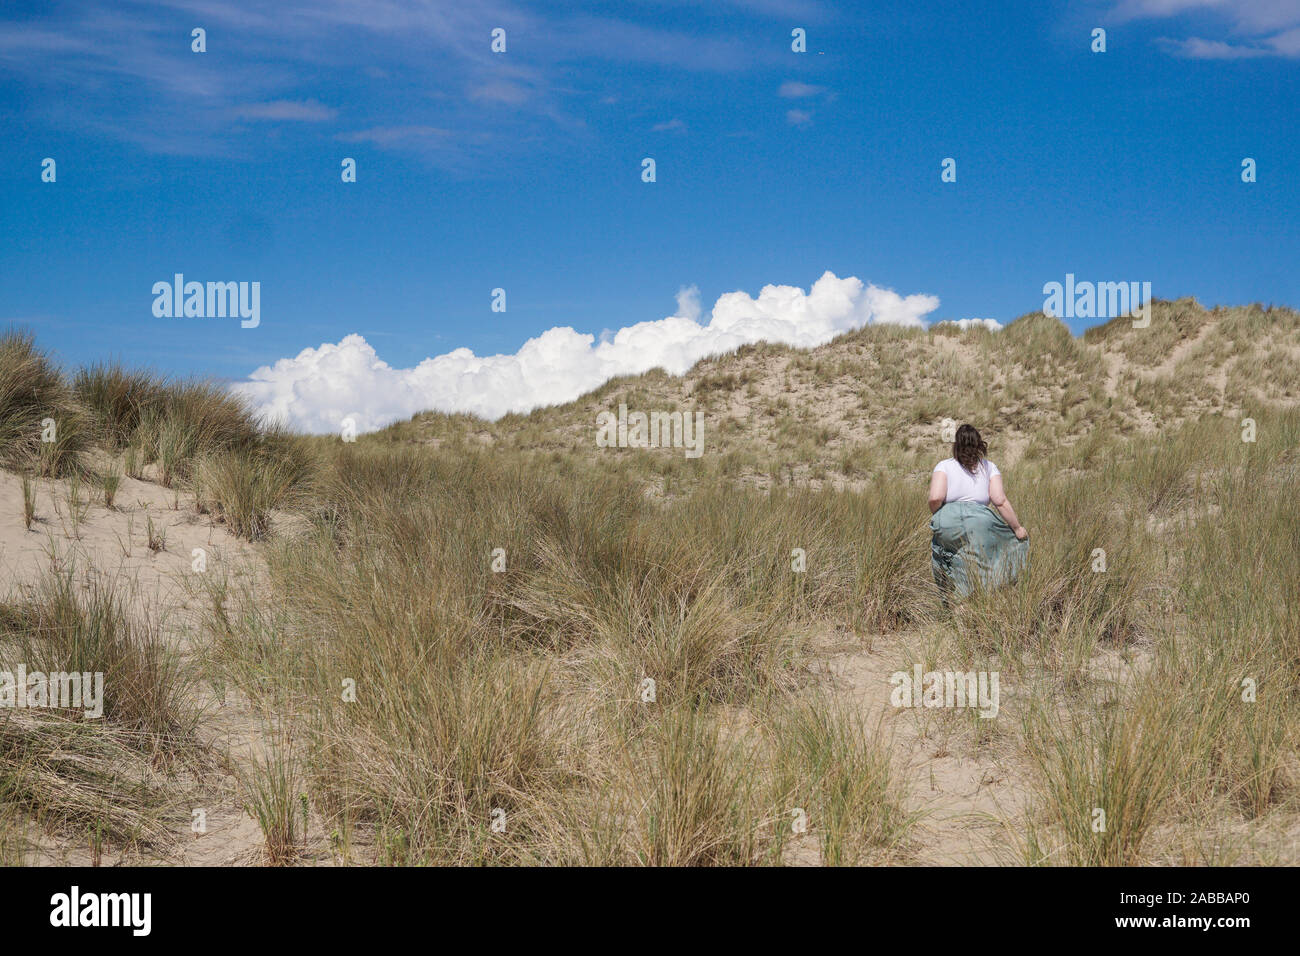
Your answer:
(0, 466), (258, 625)
(0, 466), (275, 865)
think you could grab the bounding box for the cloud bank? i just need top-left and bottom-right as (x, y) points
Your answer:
(936, 318), (1004, 331)
(234, 271), (942, 435)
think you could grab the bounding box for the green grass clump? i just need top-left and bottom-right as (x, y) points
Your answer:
(0, 330), (90, 477)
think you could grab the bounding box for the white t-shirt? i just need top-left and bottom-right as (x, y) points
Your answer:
(934, 458), (1000, 505)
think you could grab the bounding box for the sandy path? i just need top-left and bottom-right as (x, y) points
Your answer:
(796, 629), (1031, 865)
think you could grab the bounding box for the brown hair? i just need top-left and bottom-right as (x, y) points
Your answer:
(952, 424), (987, 475)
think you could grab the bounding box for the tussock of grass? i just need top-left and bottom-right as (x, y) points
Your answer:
(1022, 687), (1182, 866)
(0, 712), (181, 849)
(195, 431), (314, 540)
(0, 330), (90, 477)
(73, 363), (168, 450)
(0, 571), (201, 855)
(610, 705), (768, 866)
(239, 731), (308, 866)
(1, 571), (195, 746)
(773, 700), (917, 865)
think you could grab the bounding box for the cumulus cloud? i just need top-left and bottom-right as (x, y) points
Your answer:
(234, 271), (941, 434)
(674, 284), (703, 322)
(937, 318), (1004, 331)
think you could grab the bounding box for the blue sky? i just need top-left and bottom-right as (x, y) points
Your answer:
(2, 0), (1297, 429)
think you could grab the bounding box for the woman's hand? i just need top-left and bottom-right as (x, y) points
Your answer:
(1014, 525), (1028, 540)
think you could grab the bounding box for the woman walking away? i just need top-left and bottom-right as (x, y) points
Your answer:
(927, 424), (1029, 600)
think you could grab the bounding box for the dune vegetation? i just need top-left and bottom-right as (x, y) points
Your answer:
(1, 298), (1297, 865)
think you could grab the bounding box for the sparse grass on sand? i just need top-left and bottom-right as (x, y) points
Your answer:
(2, 300), (1298, 865)
(0, 569), (202, 854)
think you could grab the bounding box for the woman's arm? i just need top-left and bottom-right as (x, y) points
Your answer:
(988, 474), (1027, 539)
(928, 471), (947, 514)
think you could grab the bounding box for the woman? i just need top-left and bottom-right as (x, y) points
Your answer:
(927, 424), (1028, 599)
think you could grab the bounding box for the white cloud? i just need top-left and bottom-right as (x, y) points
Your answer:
(1156, 36), (1273, 56)
(674, 284), (702, 321)
(1112, 0), (1300, 57)
(337, 125), (453, 146)
(234, 99), (337, 121)
(778, 80), (823, 97)
(786, 109), (812, 126)
(937, 318), (1004, 331)
(1113, 0), (1300, 33)
(234, 271), (941, 434)
(467, 81), (534, 105)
